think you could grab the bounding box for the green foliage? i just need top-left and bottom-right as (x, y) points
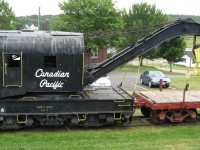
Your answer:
(158, 37), (186, 63)
(158, 37), (186, 72)
(0, 0), (15, 29)
(115, 64), (158, 73)
(121, 2), (171, 66)
(122, 2), (170, 53)
(15, 15), (58, 30)
(52, 0), (123, 50)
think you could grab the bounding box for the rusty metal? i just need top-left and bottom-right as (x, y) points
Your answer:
(182, 88), (186, 108)
(150, 110), (165, 124)
(134, 92), (199, 123)
(134, 93), (200, 110)
(159, 79), (163, 92)
(158, 109), (197, 123)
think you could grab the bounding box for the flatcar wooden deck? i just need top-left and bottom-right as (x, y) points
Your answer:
(136, 91), (200, 104)
(134, 91), (200, 110)
(134, 91), (200, 123)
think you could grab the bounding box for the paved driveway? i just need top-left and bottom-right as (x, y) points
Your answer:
(108, 71), (183, 91)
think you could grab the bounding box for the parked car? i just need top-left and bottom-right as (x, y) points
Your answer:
(140, 71), (170, 88)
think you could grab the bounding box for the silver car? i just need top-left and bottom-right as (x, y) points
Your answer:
(140, 71), (170, 88)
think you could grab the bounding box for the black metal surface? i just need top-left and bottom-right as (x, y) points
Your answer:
(85, 19), (200, 85)
(0, 86), (132, 114)
(0, 86), (133, 129)
(0, 99), (132, 115)
(0, 31), (84, 98)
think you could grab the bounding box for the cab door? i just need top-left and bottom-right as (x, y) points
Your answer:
(2, 52), (23, 87)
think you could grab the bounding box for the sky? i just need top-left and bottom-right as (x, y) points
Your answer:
(4, 0), (200, 16)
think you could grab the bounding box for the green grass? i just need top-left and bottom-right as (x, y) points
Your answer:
(155, 64), (193, 71)
(171, 76), (200, 90)
(172, 65), (193, 71)
(116, 59), (194, 72)
(115, 65), (183, 75)
(1, 125), (200, 150)
(184, 36), (200, 48)
(115, 65), (162, 73)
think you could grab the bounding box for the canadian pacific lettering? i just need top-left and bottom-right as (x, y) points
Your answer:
(35, 69), (70, 89)
(35, 69), (70, 78)
(40, 79), (64, 89)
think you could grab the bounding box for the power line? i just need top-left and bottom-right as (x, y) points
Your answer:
(84, 19), (196, 40)
(84, 21), (173, 39)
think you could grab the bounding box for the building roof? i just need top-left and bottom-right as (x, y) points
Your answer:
(185, 51), (193, 58)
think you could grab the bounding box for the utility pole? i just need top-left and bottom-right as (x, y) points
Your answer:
(45, 19), (49, 31)
(38, 7), (40, 31)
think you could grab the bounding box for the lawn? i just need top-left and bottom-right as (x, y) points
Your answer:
(184, 35), (200, 48)
(115, 64), (185, 75)
(1, 125), (200, 150)
(170, 76), (200, 90)
(115, 65), (166, 73)
(172, 65), (193, 71)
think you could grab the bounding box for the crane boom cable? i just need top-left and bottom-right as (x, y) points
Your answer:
(133, 56), (142, 95)
(119, 60), (134, 87)
(84, 21), (174, 39)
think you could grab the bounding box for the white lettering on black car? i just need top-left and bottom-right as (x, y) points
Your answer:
(39, 79), (64, 89)
(35, 69), (70, 78)
(35, 69), (70, 90)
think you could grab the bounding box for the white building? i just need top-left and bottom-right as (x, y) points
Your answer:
(23, 24), (38, 31)
(176, 48), (195, 67)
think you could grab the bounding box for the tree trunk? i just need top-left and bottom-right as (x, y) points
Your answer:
(139, 56), (144, 66)
(168, 61), (173, 72)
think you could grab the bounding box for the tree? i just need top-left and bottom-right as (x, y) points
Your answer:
(52, 0), (124, 67)
(122, 2), (170, 65)
(15, 15), (57, 30)
(158, 37), (186, 72)
(0, 0), (15, 29)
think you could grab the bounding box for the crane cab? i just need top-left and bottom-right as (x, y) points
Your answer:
(0, 31), (84, 98)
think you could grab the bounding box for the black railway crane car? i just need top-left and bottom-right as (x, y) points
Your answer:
(0, 31), (133, 129)
(0, 19), (200, 129)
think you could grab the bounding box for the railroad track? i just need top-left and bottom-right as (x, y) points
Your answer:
(1, 115), (200, 131)
(130, 115), (200, 127)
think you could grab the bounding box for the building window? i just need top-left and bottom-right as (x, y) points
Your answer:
(182, 58), (186, 63)
(192, 59), (195, 64)
(44, 56), (56, 68)
(91, 50), (98, 58)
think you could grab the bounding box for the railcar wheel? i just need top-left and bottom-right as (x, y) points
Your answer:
(141, 107), (150, 117)
(150, 110), (165, 125)
(184, 109), (197, 123)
